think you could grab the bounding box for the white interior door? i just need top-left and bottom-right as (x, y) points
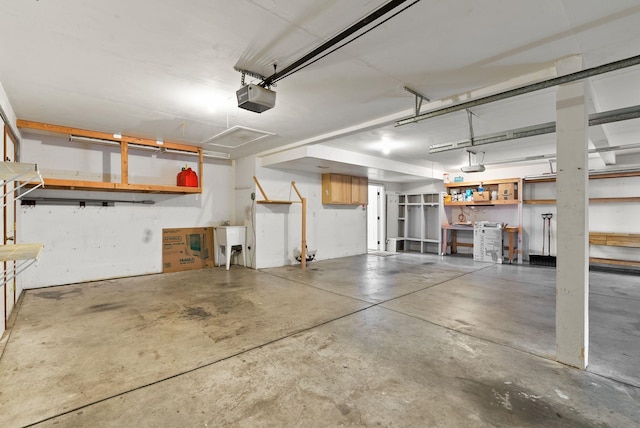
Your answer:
(367, 184), (386, 251)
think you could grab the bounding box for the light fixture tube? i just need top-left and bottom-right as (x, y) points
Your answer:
(202, 150), (231, 159)
(128, 144), (161, 152)
(159, 148), (230, 159)
(69, 135), (121, 146)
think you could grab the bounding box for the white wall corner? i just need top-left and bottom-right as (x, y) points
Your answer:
(0, 80), (22, 143)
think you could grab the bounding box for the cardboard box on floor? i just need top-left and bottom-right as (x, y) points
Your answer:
(162, 227), (214, 273)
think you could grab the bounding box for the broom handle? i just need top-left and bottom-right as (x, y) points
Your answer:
(547, 217), (552, 256)
(542, 216), (546, 254)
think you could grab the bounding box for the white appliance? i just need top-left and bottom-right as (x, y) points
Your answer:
(473, 222), (503, 263)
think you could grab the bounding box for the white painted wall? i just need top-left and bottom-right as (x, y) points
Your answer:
(17, 131), (234, 289)
(234, 156), (258, 268)
(253, 166), (367, 268)
(3, 117), (636, 297)
(12, 135), (369, 288)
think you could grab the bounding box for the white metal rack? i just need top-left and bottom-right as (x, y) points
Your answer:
(0, 162), (44, 206)
(0, 244), (43, 287)
(1, 162), (45, 287)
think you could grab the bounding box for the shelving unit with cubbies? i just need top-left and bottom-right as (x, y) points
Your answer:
(395, 192), (442, 254)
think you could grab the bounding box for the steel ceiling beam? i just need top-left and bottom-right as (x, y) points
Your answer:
(398, 54), (640, 127)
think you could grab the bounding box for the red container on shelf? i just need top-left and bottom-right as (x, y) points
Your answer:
(177, 167), (198, 187)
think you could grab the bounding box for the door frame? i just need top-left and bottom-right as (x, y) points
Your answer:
(3, 123), (17, 330)
(367, 183), (386, 251)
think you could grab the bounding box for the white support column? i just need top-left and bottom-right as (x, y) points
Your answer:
(555, 56), (589, 369)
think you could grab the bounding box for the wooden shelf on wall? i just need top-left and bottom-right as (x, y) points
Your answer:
(17, 120), (204, 194)
(524, 170), (640, 183)
(445, 177), (522, 188)
(445, 199), (520, 206)
(445, 177), (522, 205)
(525, 197), (640, 205)
(24, 178), (202, 194)
(524, 172), (640, 204)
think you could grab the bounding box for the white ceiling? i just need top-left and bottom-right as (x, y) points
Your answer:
(2, 0), (640, 181)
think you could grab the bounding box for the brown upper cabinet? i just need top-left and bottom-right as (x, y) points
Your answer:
(322, 173), (368, 205)
(351, 176), (368, 204)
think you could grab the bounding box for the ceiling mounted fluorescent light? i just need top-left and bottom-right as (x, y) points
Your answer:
(69, 135), (120, 146)
(202, 125), (275, 148)
(429, 139), (472, 153)
(484, 142), (640, 166)
(157, 148), (230, 159)
(590, 142), (640, 154)
(128, 143), (161, 152)
(161, 148), (230, 159)
(526, 165), (640, 181)
(484, 153), (556, 166)
(161, 148), (197, 156)
(589, 166), (640, 175)
(202, 150), (231, 159)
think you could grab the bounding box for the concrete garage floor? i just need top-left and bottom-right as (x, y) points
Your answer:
(0, 254), (639, 427)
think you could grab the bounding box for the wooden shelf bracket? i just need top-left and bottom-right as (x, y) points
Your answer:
(252, 176), (309, 269)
